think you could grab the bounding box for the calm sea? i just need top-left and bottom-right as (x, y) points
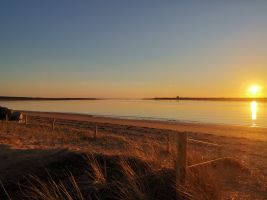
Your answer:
(0, 100), (266, 127)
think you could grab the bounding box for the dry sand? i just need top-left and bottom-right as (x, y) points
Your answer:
(0, 111), (267, 199)
(25, 111), (267, 141)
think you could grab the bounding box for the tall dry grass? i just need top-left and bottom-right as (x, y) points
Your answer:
(0, 117), (252, 200)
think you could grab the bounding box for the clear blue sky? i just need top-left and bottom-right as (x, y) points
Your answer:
(1, 0), (267, 98)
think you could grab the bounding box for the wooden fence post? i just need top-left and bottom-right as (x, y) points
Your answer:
(52, 118), (56, 131)
(176, 132), (187, 198)
(94, 123), (98, 139)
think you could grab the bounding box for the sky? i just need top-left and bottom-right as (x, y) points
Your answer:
(0, 0), (267, 98)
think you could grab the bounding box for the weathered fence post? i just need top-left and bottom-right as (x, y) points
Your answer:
(52, 118), (56, 131)
(176, 132), (187, 198)
(94, 123), (98, 139)
(5, 114), (8, 121)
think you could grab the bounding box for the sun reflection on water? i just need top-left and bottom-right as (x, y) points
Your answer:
(251, 101), (257, 127)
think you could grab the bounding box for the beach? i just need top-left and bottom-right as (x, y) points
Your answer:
(23, 111), (267, 141)
(0, 111), (267, 199)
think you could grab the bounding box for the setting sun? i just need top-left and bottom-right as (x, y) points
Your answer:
(248, 85), (262, 97)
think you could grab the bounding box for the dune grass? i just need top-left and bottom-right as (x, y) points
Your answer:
(0, 117), (259, 199)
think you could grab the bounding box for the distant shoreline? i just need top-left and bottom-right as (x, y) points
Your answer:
(146, 97), (267, 102)
(0, 96), (100, 101)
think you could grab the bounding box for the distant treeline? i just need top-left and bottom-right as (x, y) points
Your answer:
(0, 96), (100, 101)
(147, 97), (267, 102)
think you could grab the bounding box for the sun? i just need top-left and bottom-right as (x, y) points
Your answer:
(250, 85), (259, 95)
(248, 85), (262, 97)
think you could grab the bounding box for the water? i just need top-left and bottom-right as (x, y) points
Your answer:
(0, 100), (266, 127)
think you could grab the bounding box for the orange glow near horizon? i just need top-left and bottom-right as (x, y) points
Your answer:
(1, 80), (266, 99)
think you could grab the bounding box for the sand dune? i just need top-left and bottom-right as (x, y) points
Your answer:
(0, 111), (267, 199)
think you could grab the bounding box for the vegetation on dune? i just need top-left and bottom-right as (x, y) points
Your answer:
(0, 117), (265, 199)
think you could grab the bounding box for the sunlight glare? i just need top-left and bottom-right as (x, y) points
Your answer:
(251, 101), (257, 125)
(249, 85), (261, 97)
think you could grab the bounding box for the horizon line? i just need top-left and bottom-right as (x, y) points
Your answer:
(0, 96), (267, 101)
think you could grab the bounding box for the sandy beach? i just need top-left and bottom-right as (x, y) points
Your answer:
(0, 111), (267, 199)
(24, 111), (267, 141)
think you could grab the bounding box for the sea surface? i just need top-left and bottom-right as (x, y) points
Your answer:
(0, 100), (266, 127)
